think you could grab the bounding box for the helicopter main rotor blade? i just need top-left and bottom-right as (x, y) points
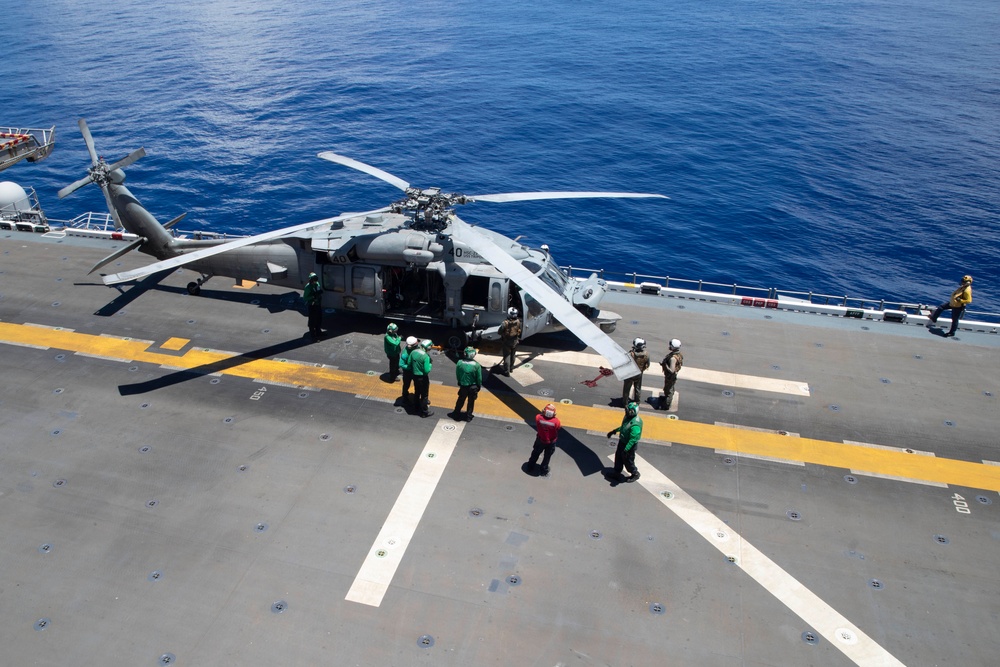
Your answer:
(101, 206), (391, 285)
(317, 152), (411, 191)
(79, 119), (99, 165)
(469, 191), (669, 204)
(108, 147), (146, 172)
(58, 173), (94, 199)
(449, 216), (639, 380)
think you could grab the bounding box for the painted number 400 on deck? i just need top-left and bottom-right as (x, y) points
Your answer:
(952, 493), (971, 514)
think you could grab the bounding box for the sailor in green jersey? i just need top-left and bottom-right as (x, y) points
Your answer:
(607, 401), (643, 483)
(399, 336), (419, 403)
(302, 272), (323, 341)
(451, 346), (483, 422)
(384, 323), (401, 382)
(409, 339), (434, 417)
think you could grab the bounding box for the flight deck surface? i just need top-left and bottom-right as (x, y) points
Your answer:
(1, 231), (998, 666)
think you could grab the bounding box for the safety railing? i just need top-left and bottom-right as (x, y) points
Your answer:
(562, 266), (1000, 325)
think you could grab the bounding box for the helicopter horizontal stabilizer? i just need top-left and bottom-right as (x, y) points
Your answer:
(101, 207), (390, 285)
(88, 237), (146, 275)
(450, 216), (640, 380)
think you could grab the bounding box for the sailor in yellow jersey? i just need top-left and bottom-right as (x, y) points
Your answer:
(928, 274), (973, 337)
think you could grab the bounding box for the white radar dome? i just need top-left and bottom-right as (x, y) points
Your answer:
(0, 181), (30, 212)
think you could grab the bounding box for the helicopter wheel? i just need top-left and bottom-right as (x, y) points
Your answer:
(186, 282), (201, 296)
(446, 330), (466, 351)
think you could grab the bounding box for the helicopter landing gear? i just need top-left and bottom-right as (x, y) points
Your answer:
(186, 274), (211, 296)
(446, 329), (467, 351)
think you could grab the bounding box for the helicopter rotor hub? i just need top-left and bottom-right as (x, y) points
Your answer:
(392, 187), (468, 232)
(88, 159), (113, 187)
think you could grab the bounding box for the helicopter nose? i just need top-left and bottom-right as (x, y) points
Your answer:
(571, 273), (606, 309)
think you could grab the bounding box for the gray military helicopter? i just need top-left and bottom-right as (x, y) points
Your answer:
(59, 120), (667, 379)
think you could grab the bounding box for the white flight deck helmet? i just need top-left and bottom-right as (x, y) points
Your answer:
(507, 307), (519, 318)
(405, 336), (419, 347)
(632, 337), (646, 351)
(669, 338), (682, 351)
(421, 339), (433, 350)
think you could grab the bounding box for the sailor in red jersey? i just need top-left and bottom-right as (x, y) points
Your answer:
(528, 403), (561, 477)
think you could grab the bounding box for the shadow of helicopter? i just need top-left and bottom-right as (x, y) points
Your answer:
(90, 274), (305, 317)
(83, 269), (175, 317)
(151, 284), (304, 314)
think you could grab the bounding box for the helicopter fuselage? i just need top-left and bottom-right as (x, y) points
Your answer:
(111, 181), (619, 341)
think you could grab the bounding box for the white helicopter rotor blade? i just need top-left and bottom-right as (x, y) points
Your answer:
(78, 118), (99, 164)
(108, 147), (146, 172)
(317, 152), (411, 191)
(450, 217), (639, 380)
(469, 191), (668, 204)
(58, 174), (94, 199)
(101, 206), (390, 285)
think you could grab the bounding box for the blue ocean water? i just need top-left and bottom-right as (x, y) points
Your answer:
(6, 0), (999, 311)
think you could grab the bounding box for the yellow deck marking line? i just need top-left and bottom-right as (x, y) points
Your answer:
(346, 420), (465, 606)
(842, 440), (946, 487)
(513, 346), (810, 396)
(2, 321), (999, 491)
(160, 337), (189, 351)
(629, 454), (907, 667)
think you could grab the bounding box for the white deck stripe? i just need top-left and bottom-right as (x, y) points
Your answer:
(346, 420), (465, 607)
(626, 453), (907, 667)
(647, 367), (810, 396)
(506, 346), (811, 396)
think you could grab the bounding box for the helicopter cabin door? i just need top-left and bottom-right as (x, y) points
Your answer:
(321, 263), (383, 315)
(380, 266), (445, 320)
(517, 288), (549, 339)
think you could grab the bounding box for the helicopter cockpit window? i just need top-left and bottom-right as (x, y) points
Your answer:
(521, 260), (543, 274)
(541, 265), (568, 292)
(522, 257), (568, 294)
(352, 267), (376, 296)
(323, 264), (346, 293)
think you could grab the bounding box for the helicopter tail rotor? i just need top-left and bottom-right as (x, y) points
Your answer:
(57, 119), (146, 231)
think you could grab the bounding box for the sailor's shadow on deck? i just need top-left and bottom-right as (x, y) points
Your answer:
(482, 372), (604, 477)
(117, 336), (318, 396)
